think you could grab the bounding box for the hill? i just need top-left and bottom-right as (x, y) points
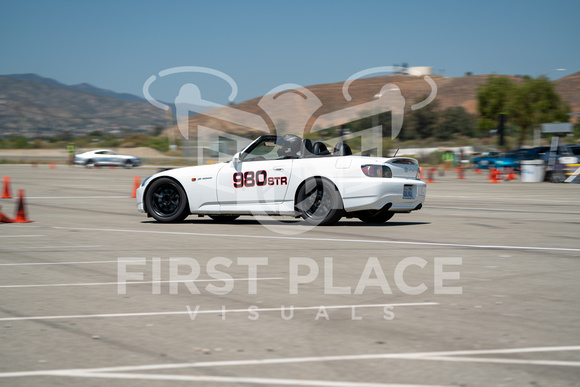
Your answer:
(555, 72), (580, 115)
(2, 74), (148, 103)
(173, 72), (580, 139)
(0, 75), (165, 138)
(1, 71), (578, 141)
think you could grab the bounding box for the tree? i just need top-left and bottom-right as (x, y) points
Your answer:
(435, 107), (477, 140)
(477, 75), (569, 148)
(152, 125), (164, 137)
(477, 76), (515, 138)
(402, 96), (439, 140)
(508, 76), (569, 147)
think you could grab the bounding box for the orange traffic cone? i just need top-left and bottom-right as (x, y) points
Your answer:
(506, 168), (517, 181)
(489, 169), (500, 184)
(49, 162), (56, 169)
(457, 167), (465, 180)
(130, 176), (140, 198)
(1, 176), (12, 199)
(13, 190), (33, 223)
(0, 206), (13, 223)
(427, 167), (436, 183)
(474, 166), (482, 175)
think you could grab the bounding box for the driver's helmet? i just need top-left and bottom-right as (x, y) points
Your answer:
(276, 134), (302, 157)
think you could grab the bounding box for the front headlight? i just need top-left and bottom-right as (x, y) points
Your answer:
(361, 164), (392, 178)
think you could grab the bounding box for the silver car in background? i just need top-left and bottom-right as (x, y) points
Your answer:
(74, 149), (141, 168)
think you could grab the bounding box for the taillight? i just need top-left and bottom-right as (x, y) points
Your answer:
(361, 164), (392, 178)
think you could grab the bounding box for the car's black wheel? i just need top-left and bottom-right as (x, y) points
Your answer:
(295, 177), (343, 226)
(357, 209), (395, 224)
(209, 215), (240, 222)
(124, 160), (133, 169)
(145, 177), (189, 222)
(85, 159), (94, 168)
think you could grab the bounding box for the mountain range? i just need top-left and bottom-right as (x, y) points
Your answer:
(1, 72), (578, 140)
(0, 74), (166, 138)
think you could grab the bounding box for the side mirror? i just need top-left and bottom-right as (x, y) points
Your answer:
(232, 152), (241, 166)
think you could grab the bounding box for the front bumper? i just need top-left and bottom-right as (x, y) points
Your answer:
(136, 186), (145, 213)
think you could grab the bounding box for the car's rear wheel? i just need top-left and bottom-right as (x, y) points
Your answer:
(85, 159), (94, 168)
(357, 209), (395, 224)
(209, 215), (240, 222)
(145, 177), (189, 222)
(124, 160), (134, 168)
(296, 178), (343, 226)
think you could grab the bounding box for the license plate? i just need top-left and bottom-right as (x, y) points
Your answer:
(403, 185), (413, 199)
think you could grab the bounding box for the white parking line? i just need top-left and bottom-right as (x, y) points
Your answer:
(63, 372), (450, 387)
(0, 245), (101, 250)
(434, 195), (578, 204)
(0, 345), (577, 380)
(0, 302), (438, 322)
(0, 235), (45, 238)
(27, 196), (127, 199)
(0, 259), (162, 266)
(414, 356), (580, 367)
(51, 226), (580, 252)
(0, 277), (283, 289)
(427, 205), (580, 215)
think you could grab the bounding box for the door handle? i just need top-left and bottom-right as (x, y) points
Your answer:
(273, 166), (284, 171)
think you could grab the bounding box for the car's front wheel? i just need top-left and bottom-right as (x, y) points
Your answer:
(295, 178), (343, 226)
(124, 160), (134, 168)
(145, 178), (189, 222)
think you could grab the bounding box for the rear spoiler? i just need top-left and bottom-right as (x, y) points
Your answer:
(388, 157), (418, 165)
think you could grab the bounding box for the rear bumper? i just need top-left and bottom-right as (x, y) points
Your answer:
(341, 178), (426, 212)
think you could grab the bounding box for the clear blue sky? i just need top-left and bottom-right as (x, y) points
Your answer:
(2, 0), (578, 105)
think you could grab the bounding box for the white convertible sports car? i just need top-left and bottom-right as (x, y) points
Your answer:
(136, 135), (426, 225)
(74, 149), (141, 168)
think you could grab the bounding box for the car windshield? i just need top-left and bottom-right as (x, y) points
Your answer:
(242, 137), (286, 161)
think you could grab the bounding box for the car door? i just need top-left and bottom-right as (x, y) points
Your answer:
(94, 150), (115, 165)
(216, 158), (293, 206)
(216, 138), (294, 207)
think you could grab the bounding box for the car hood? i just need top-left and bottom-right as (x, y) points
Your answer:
(147, 162), (227, 182)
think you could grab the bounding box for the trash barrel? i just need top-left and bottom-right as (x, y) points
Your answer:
(521, 160), (545, 182)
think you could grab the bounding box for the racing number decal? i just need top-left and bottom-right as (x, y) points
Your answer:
(233, 170), (287, 188)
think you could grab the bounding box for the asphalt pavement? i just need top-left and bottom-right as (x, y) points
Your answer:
(0, 164), (579, 387)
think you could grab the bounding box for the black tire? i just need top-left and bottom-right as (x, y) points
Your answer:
(357, 209), (395, 224)
(209, 215), (240, 223)
(85, 159), (94, 168)
(295, 178), (343, 226)
(124, 160), (133, 169)
(145, 177), (189, 222)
